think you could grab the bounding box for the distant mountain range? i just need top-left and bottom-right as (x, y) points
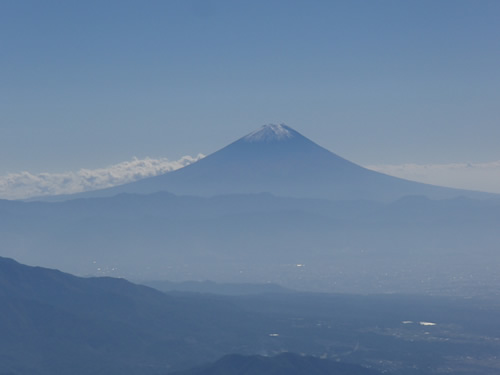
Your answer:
(38, 124), (495, 202)
(2, 191), (500, 294)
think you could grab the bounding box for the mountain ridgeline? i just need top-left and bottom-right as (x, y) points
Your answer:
(40, 124), (494, 202)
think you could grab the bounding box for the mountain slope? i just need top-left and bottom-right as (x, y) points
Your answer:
(0, 257), (269, 375)
(39, 124), (494, 202)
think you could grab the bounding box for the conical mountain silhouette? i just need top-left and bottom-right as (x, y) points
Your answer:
(52, 124), (491, 202)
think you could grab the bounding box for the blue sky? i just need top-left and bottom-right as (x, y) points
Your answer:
(1, 0), (499, 183)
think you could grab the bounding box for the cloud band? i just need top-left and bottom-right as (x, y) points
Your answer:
(366, 161), (500, 194)
(0, 155), (204, 200)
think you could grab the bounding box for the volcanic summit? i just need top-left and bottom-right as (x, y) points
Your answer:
(50, 124), (489, 201)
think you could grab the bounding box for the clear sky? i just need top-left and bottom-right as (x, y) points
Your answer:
(1, 0), (499, 181)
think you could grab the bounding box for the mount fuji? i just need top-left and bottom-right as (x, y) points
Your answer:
(46, 124), (491, 202)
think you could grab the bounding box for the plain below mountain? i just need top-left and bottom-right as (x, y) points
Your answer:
(142, 279), (293, 296)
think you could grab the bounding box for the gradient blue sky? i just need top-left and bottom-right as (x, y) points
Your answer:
(1, 0), (499, 176)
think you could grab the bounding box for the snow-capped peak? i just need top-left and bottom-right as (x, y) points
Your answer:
(243, 124), (294, 143)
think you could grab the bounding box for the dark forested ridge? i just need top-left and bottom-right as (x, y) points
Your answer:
(0, 256), (262, 375)
(1, 256), (500, 375)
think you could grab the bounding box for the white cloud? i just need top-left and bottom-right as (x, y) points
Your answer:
(366, 161), (500, 194)
(0, 155), (204, 200)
